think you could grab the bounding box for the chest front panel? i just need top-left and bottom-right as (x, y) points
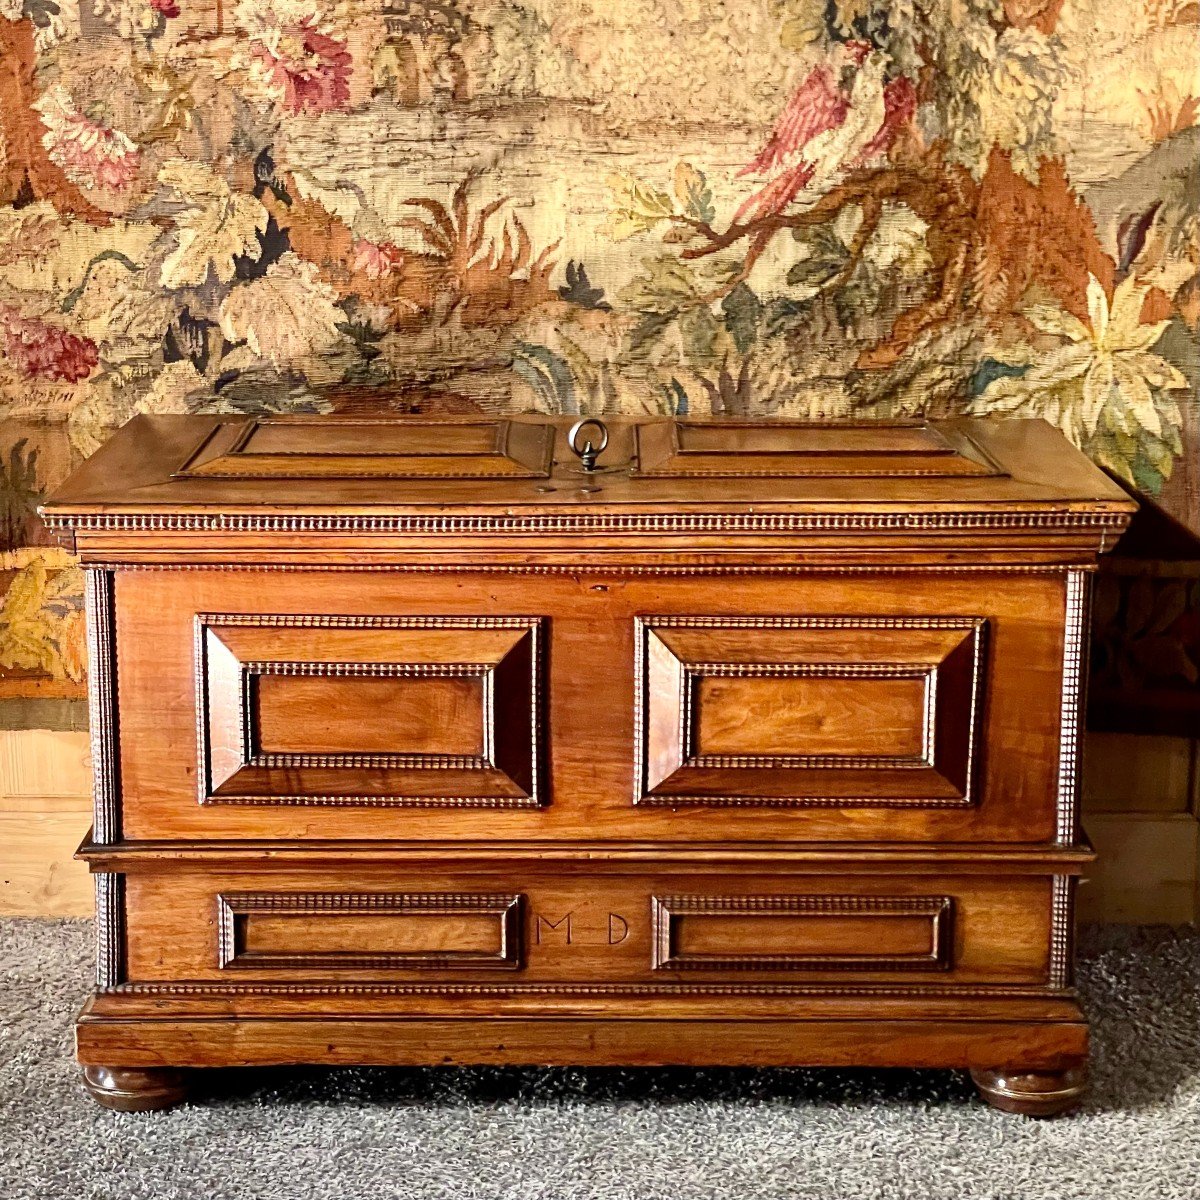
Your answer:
(113, 567), (1068, 844)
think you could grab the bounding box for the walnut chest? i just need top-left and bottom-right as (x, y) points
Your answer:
(42, 414), (1135, 1115)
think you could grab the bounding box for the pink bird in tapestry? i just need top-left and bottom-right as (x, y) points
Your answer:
(733, 40), (917, 225)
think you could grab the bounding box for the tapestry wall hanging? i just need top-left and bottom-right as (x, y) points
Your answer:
(0, 0), (1197, 730)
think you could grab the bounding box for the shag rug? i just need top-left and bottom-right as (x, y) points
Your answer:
(1, 920), (1197, 1200)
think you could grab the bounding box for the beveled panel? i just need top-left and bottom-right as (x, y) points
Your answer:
(196, 614), (543, 807)
(217, 892), (523, 972)
(633, 420), (1003, 478)
(254, 674), (485, 757)
(651, 895), (952, 972)
(635, 615), (986, 807)
(175, 416), (554, 479)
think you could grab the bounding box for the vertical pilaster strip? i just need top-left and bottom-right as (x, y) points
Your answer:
(85, 569), (125, 989)
(84, 569), (121, 844)
(94, 872), (126, 989)
(1055, 568), (1092, 846)
(1049, 874), (1074, 989)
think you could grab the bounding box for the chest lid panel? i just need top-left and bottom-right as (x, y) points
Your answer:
(175, 416), (553, 480)
(632, 420), (1002, 478)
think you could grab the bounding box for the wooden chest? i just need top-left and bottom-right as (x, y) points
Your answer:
(43, 414), (1135, 1115)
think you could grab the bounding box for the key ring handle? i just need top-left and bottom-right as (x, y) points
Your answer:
(567, 418), (609, 472)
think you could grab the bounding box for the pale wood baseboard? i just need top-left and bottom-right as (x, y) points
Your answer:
(1080, 815), (1200, 924)
(1078, 733), (1199, 924)
(2, 730), (1197, 921)
(0, 730), (92, 916)
(0, 811), (93, 915)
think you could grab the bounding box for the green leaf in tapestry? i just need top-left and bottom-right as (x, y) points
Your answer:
(626, 312), (675, 359)
(678, 306), (722, 365)
(513, 343), (578, 414)
(0, 439), (41, 551)
(721, 283), (763, 355)
(673, 162), (716, 227)
(619, 253), (706, 313)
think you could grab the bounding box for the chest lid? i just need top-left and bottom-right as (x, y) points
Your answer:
(41, 413), (1135, 546)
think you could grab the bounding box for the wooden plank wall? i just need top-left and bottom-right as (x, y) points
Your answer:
(1, 730), (1196, 921)
(1081, 734), (1200, 924)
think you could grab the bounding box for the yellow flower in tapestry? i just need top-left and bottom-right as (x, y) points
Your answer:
(970, 275), (1188, 489)
(602, 173), (679, 242)
(0, 550), (86, 683)
(158, 161), (269, 289)
(218, 252), (346, 368)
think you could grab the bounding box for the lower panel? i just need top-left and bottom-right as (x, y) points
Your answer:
(116, 866), (1059, 989)
(75, 1013), (1088, 1071)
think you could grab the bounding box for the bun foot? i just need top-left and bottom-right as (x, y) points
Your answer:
(970, 1066), (1086, 1117)
(82, 1065), (189, 1112)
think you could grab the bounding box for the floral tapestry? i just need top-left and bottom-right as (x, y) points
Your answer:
(1, 0), (1197, 729)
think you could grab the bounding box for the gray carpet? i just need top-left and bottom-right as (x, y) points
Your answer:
(1, 921), (1198, 1200)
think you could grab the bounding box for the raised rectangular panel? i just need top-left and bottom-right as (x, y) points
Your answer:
(217, 892), (524, 971)
(693, 674), (929, 760)
(633, 420), (1003, 478)
(175, 416), (554, 479)
(634, 615), (986, 807)
(651, 895), (953, 972)
(254, 675), (486, 757)
(196, 614), (544, 808)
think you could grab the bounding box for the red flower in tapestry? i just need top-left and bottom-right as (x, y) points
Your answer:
(0, 306), (99, 383)
(32, 86), (141, 193)
(249, 18), (352, 115)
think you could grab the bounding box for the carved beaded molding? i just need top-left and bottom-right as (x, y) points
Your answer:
(94, 873), (126, 989)
(45, 509), (1130, 535)
(196, 613), (541, 630)
(101, 980), (1062, 1000)
(84, 571), (121, 844)
(1050, 875), (1074, 989)
(93, 563), (1091, 576)
(639, 614), (988, 631)
(1055, 569), (1091, 845)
